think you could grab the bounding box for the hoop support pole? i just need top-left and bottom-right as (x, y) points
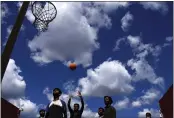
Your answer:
(1, 1), (30, 81)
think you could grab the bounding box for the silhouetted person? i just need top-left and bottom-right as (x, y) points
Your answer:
(146, 112), (151, 118)
(98, 107), (104, 118)
(68, 91), (84, 118)
(103, 96), (116, 118)
(38, 109), (46, 118)
(45, 88), (67, 118)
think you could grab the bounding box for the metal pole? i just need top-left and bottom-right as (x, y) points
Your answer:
(1, 2), (30, 81)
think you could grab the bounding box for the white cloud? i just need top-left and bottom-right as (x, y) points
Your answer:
(77, 60), (134, 97)
(163, 36), (173, 47)
(94, 2), (130, 13)
(114, 35), (162, 59)
(132, 88), (161, 108)
(140, 88), (161, 104)
(114, 97), (130, 110)
(1, 2), (9, 23)
(127, 35), (141, 48)
(3, 25), (25, 46)
(121, 12), (133, 32)
(113, 35), (164, 87)
(139, 2), (168, 15)
(26, 2), (130, 67)
(28, 2), (99, 67)
(82, 108), (98, 118)
(165, 36), (173, 42)
(1, 59), (39, 118)
(2, 59), (26, 99)
(138, 108), (160, 118)
(63, 80), (76, 94)
(132, 100), (142, 107)
(113, 37), (126, 51)
(127, 58), (164, 87)
(9, 98), (38, 118)
(16, 2), (35, 22)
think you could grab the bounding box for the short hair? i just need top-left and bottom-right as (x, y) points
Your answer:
(146, 112), (151, 116)
(39, 109), (45, 112)
(53, 88), (62, 94)
(74, 103), (79, 107)
(98, 107), (104, 111)
(104, 96), (113, 104)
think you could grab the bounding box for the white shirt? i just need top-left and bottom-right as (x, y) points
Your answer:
(49, 99), (62, 107)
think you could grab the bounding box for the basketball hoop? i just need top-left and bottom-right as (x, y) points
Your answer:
(31, 1), (57, 32)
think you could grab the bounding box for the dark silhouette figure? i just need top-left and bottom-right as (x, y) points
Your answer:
(38, 109), (46, 118)
(146, 112), (151, 118)
(68, 91), (84, 118)
(98, 107), (105, 118)
(103, 96), (116, 118)
(45, 88), (67, 118)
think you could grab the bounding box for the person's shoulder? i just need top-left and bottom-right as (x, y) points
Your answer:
(60, 99), (66, 103)
(60, 99), (66, 106)
(111, 106), (116, 110)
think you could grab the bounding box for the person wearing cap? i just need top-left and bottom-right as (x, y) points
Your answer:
(103, 96), (116, 118)
(38, 109), (46, 118)
(146, 112), (151, 118)
(98, 107), (105, 118)
(45, 88), (67, 118)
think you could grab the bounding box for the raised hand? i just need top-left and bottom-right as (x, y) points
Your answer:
(77, 91), (82, 97)
(69, 94), (73, 98)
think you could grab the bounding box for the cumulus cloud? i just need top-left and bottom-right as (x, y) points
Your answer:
(139, 2), (168, 15)
(132, 88), (161, 108)
(121, 11), (133, 32)
(82, 108), (98, 118)
(76, 60), (134, 97)
(138, 108), (160, 118)
(23, 2), (130, 67)
(2, 59), (39, 118)
(113, 35), (162, 59)
(127, 58), (164, 87)
(114, 97), (130, 110)
(113, 35), (164, 86)
(93, 2), (130, 13)
(132, 100), (142, 107)
(9, 98), (38, 118)
(2, 59), (26, 99)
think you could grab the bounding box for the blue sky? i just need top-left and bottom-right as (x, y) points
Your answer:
(1, 1), (173, 118)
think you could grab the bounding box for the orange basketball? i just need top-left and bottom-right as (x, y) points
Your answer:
(69, 63), (77, 70)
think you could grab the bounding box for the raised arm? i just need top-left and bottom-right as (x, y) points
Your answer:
(79, 96), (84, 113)
(77, 91), (84, 113)
(68, 97), (73, 113)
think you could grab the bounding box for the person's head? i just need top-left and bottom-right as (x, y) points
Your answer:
(39, 109), (45, 117)
(74, 103), (80, 111)
(98, 107), (104, 116)
(146, 112), (151, 118)
(53, 88), (62, 98)
(104, 96), (113, 106)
